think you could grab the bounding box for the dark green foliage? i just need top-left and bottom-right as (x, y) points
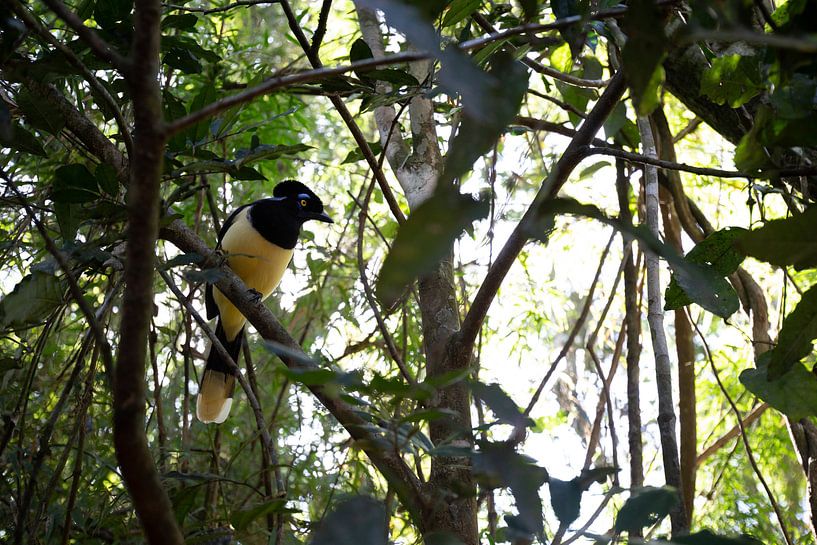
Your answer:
(310, 496), (387, 545)
(473, 441), (549, 536)
(738, 207), (817, 270)
(621, 0), (668, 114)
(740, 352), (817, 421)
(375, 190), (488, 306)
(615, 486), (679, 533)
(471, 381), (533, 428)
(665, 227), (746, 314)
(761, 284), (817, 380)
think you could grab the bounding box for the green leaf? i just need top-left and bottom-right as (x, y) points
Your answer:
(664, 228), (746, 313)
(94, 163), (120, 196)
(737, 207), (817, 270)
(622, 0), (668, 115)
(364, 69), (420, 87)
(342, 141), (382, 164)
(770, 74), (816, 120)
(700, 54), (765, 108)
(0, 124), (46, 156)
(349, 38), (373, 63)
(549, 478), (583, 525)
(471, 382), (532, 428)
(551, 0), (588, 57)
(375, 190), (489, 307)
(232, 166), (266, 181)
(310, 496), (387, 545)
(614, 486), (679, 532)
(740, 352), (817, 423)
(54, 201), (80, 242)
(52, 164), (100, 204)
(16, 90), (66, 136)
(162, 14), (198, 31)
(0, 271), (64, 329)
(441, 50), (528, 184)
(231, 499), (295, 532)
(94, 0), (131, 29)
(441, 0), (481, 27)
(473, 440), (548, 536)
(578, 161), (611, 179)
(163, 47), (202, 73)
(768, 284), (817, 379)
(170, 486), (199, 525)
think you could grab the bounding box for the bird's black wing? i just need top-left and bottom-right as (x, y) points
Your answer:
(205, 202), (254, 320)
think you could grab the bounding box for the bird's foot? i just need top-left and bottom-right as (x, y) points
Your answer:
(247, 288), (263, 303)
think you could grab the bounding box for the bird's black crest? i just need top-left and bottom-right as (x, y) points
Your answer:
(273, 180), (317, 199)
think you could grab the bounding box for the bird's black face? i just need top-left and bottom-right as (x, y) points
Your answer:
(273, 180), (333, 224)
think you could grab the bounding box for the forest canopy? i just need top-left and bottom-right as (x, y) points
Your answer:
(1, 1), (817, 544)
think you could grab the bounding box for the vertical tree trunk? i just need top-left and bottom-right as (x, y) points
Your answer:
(112, 1), (183, 543)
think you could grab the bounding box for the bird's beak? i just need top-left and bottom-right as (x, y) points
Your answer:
(304, 210), (333, 223)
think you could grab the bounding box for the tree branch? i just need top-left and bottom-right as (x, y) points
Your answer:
(456, 72), (627, 356)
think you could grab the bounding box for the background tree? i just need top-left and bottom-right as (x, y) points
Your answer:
(1, 1), (817, 545)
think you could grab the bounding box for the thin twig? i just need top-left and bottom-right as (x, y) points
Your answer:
(688, 312), (793, 545)
(163, 0), (280, 14)
(522, 231), (616, 418)
(696, 402), (768, 467)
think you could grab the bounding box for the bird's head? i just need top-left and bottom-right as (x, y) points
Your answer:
(273, 180), (333, 224)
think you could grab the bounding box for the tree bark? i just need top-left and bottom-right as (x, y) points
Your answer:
(112, 1), (184, 543)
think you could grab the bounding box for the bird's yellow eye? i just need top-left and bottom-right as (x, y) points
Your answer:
(299, 199), (308, 207)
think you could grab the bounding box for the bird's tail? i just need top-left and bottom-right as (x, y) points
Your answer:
(196, 322), (244, 424)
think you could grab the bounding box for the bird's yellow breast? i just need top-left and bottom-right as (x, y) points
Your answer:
(213, 207), (293, 340)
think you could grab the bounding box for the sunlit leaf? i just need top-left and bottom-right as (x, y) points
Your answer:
(701, 54), (764, 108)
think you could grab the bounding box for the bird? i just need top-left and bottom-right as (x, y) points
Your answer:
(196, 180), (332, 423)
